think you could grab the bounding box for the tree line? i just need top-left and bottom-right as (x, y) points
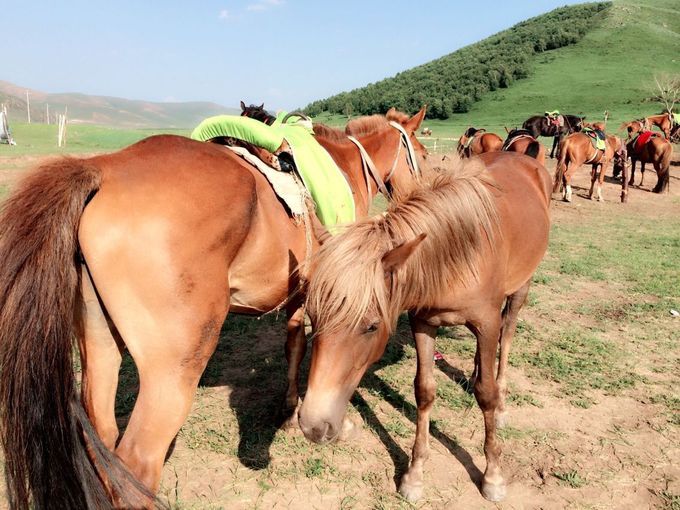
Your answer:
(304, 2), (611, 119)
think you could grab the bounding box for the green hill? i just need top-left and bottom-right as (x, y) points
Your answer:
(0, 80), (237, 129)
(306, 0), (679, 134)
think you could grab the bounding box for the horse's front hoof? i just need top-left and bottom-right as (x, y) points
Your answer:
(337, 415), (361, 441)
(481, 480), (507, 502)
(398, 473), (424, 502)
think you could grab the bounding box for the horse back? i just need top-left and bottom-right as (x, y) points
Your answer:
(479, 152), (551, 293)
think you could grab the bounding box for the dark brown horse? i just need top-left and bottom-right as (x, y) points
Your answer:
(299, 152), (551, 503)
(522, 114), (585, 159)
(501, 129), (545, 165)
(553, 131), (619, 202)
(456, 127), (503, 158)
(626, 132), (672, 193)
(0, 108), (428, 508)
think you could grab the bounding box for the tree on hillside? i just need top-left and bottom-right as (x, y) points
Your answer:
(650, 74), (680, 113)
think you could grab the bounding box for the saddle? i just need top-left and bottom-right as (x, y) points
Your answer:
(631, 130), (657, 152)
(582, 127), (606, 151)
(191, 114), (356, 227)
(502, 129), (534, 151)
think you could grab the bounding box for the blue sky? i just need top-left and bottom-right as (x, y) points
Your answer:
(5, 1), (585, 110)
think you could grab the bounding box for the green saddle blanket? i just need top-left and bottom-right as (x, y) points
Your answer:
(582, 128), (606, 150)
(191, 113), (355, 227)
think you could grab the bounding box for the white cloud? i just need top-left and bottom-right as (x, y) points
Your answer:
(218, 9), (230, 19)
(246, 0), (284, 12)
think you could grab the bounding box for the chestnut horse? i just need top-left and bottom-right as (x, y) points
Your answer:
(553, 131), (619, 202)
(501, 129), (545, 165)
(300, 152), (551, 503)
(457, 127), (503, 158)
(646, 112), (674, 138)
(0, 109), (428, 508)
(626, 133), (672, 193)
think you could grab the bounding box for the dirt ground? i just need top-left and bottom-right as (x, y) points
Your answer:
(0, 149), (678, 509)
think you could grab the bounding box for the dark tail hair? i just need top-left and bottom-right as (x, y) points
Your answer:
(552, 141), (568, 193)
(525, 140), (540, 159)
(0, 159), (152, 509)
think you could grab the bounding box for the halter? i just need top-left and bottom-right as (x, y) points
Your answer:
(346, 122), (421, 210)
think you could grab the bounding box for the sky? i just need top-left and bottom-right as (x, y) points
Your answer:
(4, 1), (587, 110)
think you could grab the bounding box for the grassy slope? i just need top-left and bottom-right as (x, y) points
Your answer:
(314, 0), (680, 145)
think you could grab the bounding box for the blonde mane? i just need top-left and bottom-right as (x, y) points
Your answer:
(306, 158), (499, 335)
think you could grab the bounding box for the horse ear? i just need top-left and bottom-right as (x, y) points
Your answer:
(259, 103), (264, 109)
(381, 234), (427, 274)
(311, 215), (332, 245)
(240, 100), (246, 111)
(406, 106), (427, 132)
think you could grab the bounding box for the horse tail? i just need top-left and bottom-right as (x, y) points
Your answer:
(525, 140), (540, 160)
(552, 141), (569, 193)
(0, 159), (151, 509)
(653, 142), (672, 193)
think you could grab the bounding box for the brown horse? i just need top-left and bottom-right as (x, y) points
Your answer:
(0, 109), (428, 508)
(553, 131), (618, 202)
(627, 133), (672, 193)
(501, 129), (546, 166)
(646, 112), (675, 138)
(457, 127), (503, 158)
(299, 152), (551, 503)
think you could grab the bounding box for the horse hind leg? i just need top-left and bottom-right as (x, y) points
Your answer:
(588, 165), (597, 200)
(78, 264), (124, 450)
(495, 280), (531, 429)
(639, 162), (646, 187)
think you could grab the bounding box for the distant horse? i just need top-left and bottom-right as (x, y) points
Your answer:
(522, 114), (585, 159)
(501, 129), (545, 165)
(299, 152), (551, 503)
(457, 127), (503, 158)
(646, 112), (675, 138)
(552, 131), (616, 202)
(240, 100), (276, 125)
(626, 132), (672, 193)
(0, 108), (428, 508)
(421, 127), (432, 136)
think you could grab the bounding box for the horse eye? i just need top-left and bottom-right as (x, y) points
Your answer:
(364, 322), (379, 334)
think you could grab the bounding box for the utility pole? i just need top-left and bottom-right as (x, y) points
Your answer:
(26, 90), (31, 123)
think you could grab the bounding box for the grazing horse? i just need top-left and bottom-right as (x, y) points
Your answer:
(457, 127), (503, 158)
(0, 108), (428, 508)
(501, 129), (545, 165)
(522, 114), (585, 159)
(626, 133), (672, 193)
(299, 152), (551, 503)
(552, 131), (616, 202)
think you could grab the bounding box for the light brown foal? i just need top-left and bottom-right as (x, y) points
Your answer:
(300, 152), (551, 504)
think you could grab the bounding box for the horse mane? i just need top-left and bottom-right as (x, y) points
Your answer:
(306, 157), (499, 335)
(313, 123), (348, 142)
(463, 127), (480, 138)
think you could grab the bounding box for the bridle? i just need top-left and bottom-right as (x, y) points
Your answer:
(346, 121), (422, 210)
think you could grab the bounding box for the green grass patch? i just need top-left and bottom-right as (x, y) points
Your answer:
(553, 469), (587, 488)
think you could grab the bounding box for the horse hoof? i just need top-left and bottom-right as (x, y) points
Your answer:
(481, 480), (507, 502)
(398, 474), (423, 502)
(338, 416), (361, 441)
(495, 410), (509, 429)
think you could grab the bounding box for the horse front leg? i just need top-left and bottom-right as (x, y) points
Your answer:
(628, 159), (637, 186)
(588, 165), (597, 199)
(550, 135), (559, 159)
(639, 162), (646, 187)
(398, 317), (437, 502)
(472, 314), (506, 502)
(282, 300), (307, 428)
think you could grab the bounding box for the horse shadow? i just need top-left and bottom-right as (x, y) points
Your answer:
(114, 312), (483, 489)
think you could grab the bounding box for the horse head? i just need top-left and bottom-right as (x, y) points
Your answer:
(299, 232), (426, 443)
(240, 101), (276, 125)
